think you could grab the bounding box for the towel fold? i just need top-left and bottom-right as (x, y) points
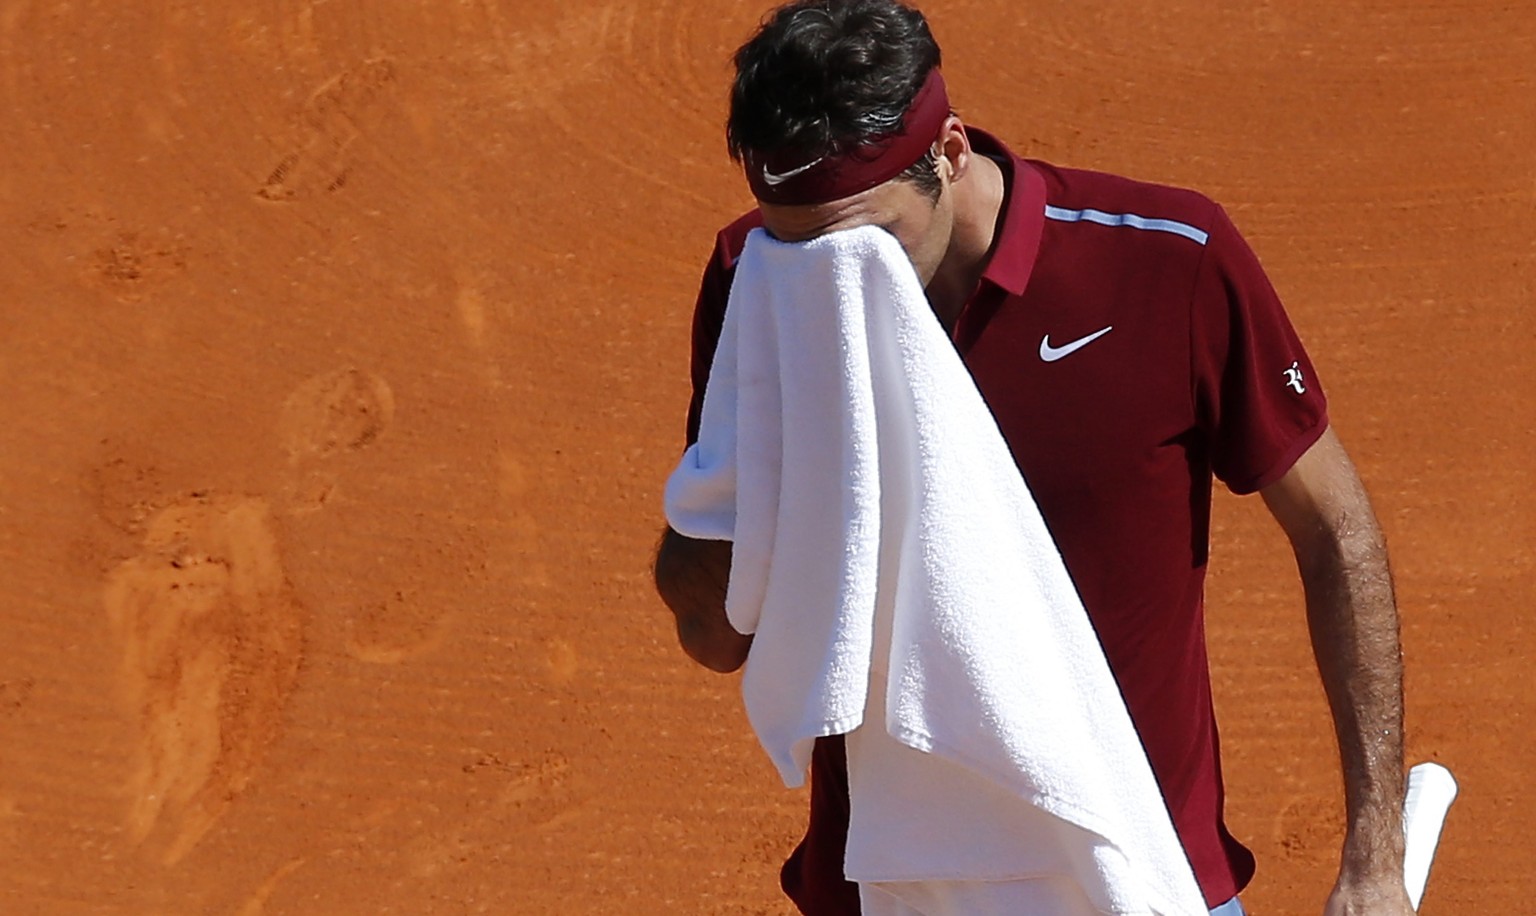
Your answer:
(664, 226), (1206, 915)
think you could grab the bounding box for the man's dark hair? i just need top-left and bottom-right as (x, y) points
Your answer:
(727, 0), (944, 200)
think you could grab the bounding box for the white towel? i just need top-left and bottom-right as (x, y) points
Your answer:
(664, 226), (1207, 916)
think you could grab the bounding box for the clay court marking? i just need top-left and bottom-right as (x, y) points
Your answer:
(235, 857), (307, 916)
(496, 450), (548, 587)
(493, 752), (574, 815)
(393, 750), (579, 880)
(276, 367), (394, 515)
(85, 230), (190, 302)
(257, 58), (397, 201)
(0, 0), (30, 108)
(0, 677), (35, 713)
(453, 272), (510, 389)
(103, 494), (306, 865)
(278, 367), (395, 462)
(344, 589), (451, 665)
(0, 794), (17, 848)
(405, 750), (577, 879)
(1273, 793), (1343, 863)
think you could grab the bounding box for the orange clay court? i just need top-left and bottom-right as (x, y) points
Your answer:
(0, 2), (1531, 913)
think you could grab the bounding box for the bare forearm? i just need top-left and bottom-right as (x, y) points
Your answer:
(653, 527), (752, 673)
(1298, 515), (1406, 870)
(1263, 428), (1412, 912)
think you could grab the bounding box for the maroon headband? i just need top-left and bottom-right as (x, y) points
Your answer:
(744, 69), (950, 206)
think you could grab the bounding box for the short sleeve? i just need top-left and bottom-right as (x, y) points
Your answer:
(685, 232), (736, 446)
(1191, 206), (1329, 494)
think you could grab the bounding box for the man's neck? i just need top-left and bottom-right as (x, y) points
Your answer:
(927, 153), (1007, 331)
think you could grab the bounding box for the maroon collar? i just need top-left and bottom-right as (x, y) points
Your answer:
(966, 127), (1046, 297)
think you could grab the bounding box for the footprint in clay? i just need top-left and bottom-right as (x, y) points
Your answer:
(103, 494), (305, 865)
(277, 367), (394, 513)
(279, 367), (394, 462)
(257, 58), (396, 201)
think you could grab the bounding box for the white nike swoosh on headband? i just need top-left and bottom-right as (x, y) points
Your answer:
(761, 157), (825, 186)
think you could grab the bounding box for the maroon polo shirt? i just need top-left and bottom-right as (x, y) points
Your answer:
(682, 129), (1328, 911)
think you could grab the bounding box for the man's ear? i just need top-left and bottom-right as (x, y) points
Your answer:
(937, 116), (970, 183)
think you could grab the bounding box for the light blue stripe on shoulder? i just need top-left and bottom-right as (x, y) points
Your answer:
(1044, 204), (1210, 245)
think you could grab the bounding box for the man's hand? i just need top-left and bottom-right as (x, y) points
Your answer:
(1324, 869), (1416, 915)
(1261, 427), (1410, 914)
(653, 527), (752, 672)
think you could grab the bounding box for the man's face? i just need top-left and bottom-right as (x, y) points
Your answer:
(757, 168), (955, 287)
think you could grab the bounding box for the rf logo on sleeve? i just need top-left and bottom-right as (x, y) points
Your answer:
(1283, 361), (1306, 394)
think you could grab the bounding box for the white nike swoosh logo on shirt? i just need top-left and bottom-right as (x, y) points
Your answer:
(1039, 325), (1114, 362)
(760, 158), (824, 186)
